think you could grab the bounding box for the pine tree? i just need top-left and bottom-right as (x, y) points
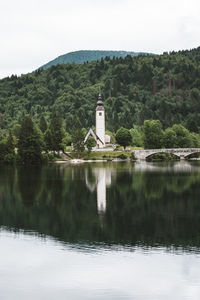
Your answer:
(49, 113), (64, 152)
(72, 120), (85, 158)
(6, 130), (15, 154)
(44, 129), (53, 152)
(39, 116), (47, 133)
(18, 116), (42, 163)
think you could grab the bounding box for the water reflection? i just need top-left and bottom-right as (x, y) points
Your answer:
(85, 167), (112, 224)
(1, 162), (200, 300)
(1, 162), (200, 250)
(134, 160), (200, 172)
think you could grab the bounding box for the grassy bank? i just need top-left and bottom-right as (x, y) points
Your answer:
(69, 151), (133, 160)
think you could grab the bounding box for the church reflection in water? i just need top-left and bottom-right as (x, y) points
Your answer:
(85, 167), (112, 223)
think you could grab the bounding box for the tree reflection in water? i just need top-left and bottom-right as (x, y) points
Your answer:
(0, 161), (200, 250)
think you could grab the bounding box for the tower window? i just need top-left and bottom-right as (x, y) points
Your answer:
(99, 112), (102, 116)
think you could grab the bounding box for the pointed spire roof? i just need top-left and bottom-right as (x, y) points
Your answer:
(96, 93), (104, 111)
(97, 93), (103, 105)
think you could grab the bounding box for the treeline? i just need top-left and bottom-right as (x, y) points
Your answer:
(0, 113), (200, 164)
(0, 113), (97, 164)
(116, 120), (200, 152)
(0, 114), (69, 164)
(1, 47), (200, 136)
(142, 120), (200, 149)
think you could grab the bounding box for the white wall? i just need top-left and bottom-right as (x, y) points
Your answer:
(96, 110), (105, 148)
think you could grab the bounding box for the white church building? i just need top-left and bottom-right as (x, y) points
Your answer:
(84, 93), (111, 149)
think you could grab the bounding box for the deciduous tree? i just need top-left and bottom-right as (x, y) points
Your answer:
(143, 120), (163, 149)
(86, 136), (96, 155)
(115, 127), (132, 150)
(162, 128), (177, 148)
(171, 124), (192, 148)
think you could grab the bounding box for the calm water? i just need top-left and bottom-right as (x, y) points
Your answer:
(1, 161), (200, 299)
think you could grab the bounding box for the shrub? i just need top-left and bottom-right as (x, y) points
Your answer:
(41, 152), (56, 162)
(117, 153), (128, 159)
(131, 152), (136, 161)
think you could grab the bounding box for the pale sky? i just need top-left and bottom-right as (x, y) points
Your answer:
(0, 0), (200, 79)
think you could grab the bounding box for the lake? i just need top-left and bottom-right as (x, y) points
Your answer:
(1, 161), (200, 299)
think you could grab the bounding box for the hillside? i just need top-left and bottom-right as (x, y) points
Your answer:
(0, 47), (200, 134)
(40, 50), (152, 70)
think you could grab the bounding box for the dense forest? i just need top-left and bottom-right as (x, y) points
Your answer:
(0, 46), (200, 136)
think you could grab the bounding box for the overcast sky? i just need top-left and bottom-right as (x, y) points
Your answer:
(0, 0), (200, 79)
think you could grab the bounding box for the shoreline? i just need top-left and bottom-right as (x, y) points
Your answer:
(53, 157), (200, 164)
(54, 158), (131, 164)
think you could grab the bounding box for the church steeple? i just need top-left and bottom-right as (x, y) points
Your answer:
(96, 93), (104, 111)
(96, 93), (105, 148)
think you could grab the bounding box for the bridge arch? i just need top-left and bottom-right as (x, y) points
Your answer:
(184, 151), (200, 159)
(145, 151), (180, 161)
(133, 148), (200, 160)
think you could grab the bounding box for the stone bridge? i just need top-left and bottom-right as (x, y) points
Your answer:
(133, 148), (200, 160)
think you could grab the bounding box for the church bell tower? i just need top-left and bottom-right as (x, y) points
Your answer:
(96, 93), (105, 148)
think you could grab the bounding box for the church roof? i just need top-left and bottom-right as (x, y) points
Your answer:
(84, 128), (104, 145)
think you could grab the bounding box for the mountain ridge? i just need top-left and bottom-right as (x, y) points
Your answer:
(40, 50), (154, 70)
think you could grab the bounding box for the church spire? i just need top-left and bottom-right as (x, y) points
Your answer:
(97, 93), (103, 107)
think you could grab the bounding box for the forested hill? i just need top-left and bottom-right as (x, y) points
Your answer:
(0, 47), (200, 134)
(40, 50), (151, 70)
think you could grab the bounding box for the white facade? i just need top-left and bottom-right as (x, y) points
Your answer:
(105, 134), (111, 144)
(96, 109), (105, 148)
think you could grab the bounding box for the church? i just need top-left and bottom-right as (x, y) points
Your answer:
(84, 93), (111, 149)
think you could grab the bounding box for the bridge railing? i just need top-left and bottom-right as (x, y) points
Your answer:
(133, 148), (200, 152)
